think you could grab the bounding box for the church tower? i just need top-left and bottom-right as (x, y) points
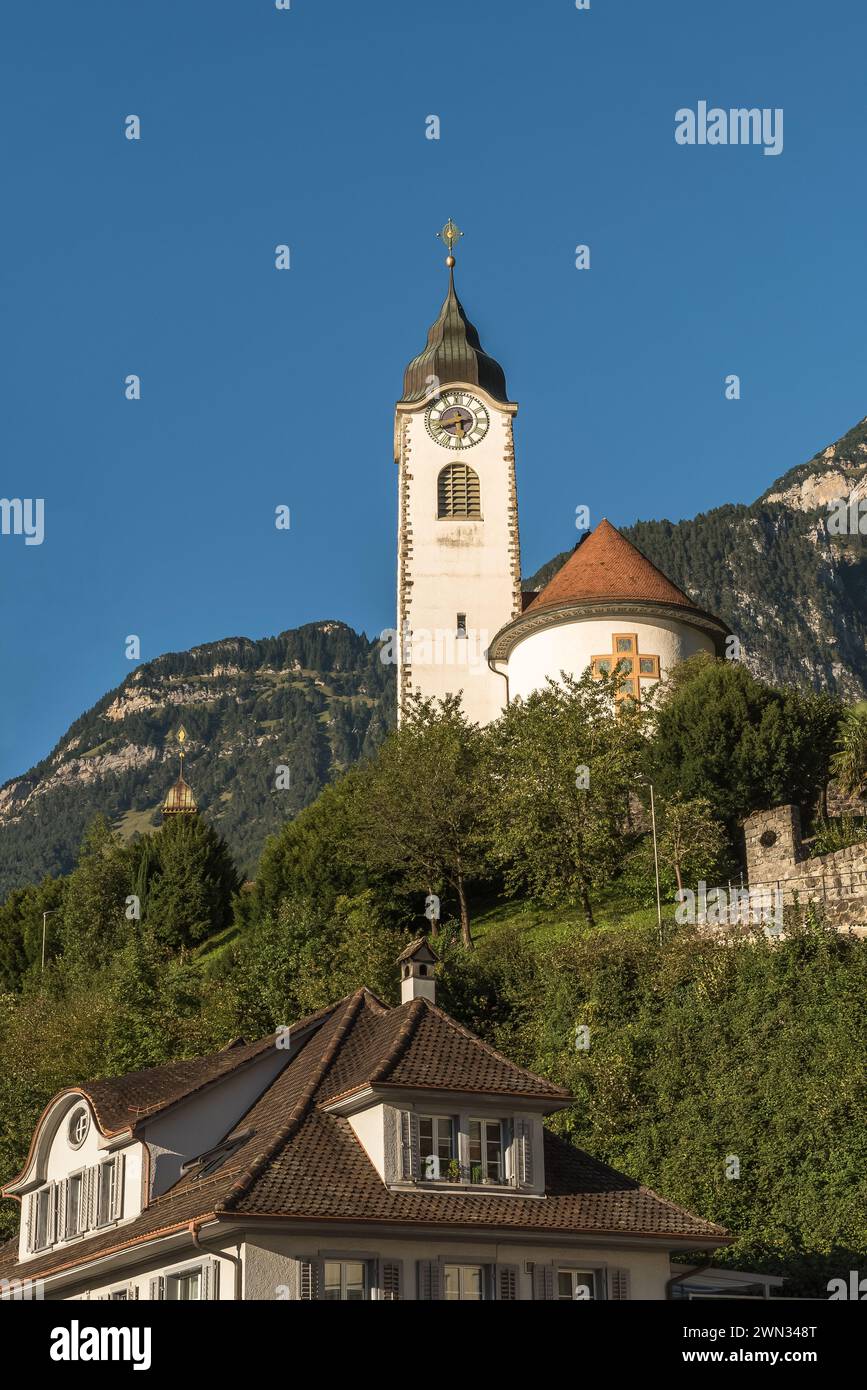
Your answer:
(395, 222), (521, 726)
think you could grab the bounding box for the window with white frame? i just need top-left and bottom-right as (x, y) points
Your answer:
(322, 1260), (367, 1301)
(468, 1118), (504, 1183)
(443, 1264), (485, 1301)
(65, 1171), (84, 1239)
(26, 1153), (124, 1255)
(96, 1160), (119, 1228)
(166, 1268), (202, 1300)
(33, 1186), (55, 1252)
(418, 1116), (454, 1180)
(556, 1268), (600, 1301)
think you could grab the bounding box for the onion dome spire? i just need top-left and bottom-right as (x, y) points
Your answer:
(162, 725), (197, 817)
(401, 220), (509, 403)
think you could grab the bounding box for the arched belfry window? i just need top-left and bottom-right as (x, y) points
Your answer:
(437, 463), (481, 519)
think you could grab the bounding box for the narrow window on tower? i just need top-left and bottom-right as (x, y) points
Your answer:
(456, 613), (467, 639)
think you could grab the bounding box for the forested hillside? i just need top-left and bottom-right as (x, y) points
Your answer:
(526, 414), (867, 698)
(0, 622), (395, 899)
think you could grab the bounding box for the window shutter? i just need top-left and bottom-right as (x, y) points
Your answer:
(201, 1257), (220, 1301)
(25, 1193), (35, 1253)
(495, 1264), (519, 1300)
(380, 1260), (402, 1301)
(49, 1182), (61, 1245)
(84, 1166), (97, 1231)
(110, 1154), (125, 1222)
(399, 1111), (420, 1181)
(531, 1262), (554, 1300)
(514, 1116), (533, 1187)
(149, 1276), (165, 1301)
(299, 1260), (320, 1301)
(609, 1267), (631, 1300)
(56, 1180), (68, 1241)
(417, 1259), (442, 1300)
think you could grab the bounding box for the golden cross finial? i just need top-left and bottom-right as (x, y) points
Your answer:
(176, 724), (187, 771)
(437, 218), (463, 265)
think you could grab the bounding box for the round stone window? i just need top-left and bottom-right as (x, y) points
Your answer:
(67, 1106), (90, 1149)
(759, 830), (778, 849)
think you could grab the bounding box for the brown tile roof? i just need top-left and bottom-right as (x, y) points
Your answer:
(527, 519), (698, 613)
(75, 998), (343, 1133)
(0, 989), (728, 1283)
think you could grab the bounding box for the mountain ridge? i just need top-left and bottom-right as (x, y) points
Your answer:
(3, 414), (867, 901)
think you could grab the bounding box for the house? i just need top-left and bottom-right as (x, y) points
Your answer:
(0, 942), (729, 1301)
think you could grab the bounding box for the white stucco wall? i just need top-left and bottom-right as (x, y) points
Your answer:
(243, 1230), (672, 1300)
(506, 615), (716, 704)
(143, 1048), (289, 1197)
(397, 386), (519, 726)
(18, 1097), (144, 1262)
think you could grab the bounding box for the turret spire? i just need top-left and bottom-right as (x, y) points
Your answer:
(162, 724), (197, 817)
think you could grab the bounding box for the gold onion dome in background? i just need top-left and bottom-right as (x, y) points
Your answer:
(162, 726), (197, 817)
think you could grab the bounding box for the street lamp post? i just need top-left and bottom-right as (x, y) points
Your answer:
(41, 909), (56, 973)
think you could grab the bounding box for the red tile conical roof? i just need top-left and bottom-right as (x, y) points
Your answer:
(527, 519), (698, 612)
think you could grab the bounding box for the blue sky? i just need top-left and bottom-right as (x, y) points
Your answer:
(2, 0), (867, 784)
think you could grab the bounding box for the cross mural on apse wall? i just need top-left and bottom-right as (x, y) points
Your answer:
(591, 633), (660, 704)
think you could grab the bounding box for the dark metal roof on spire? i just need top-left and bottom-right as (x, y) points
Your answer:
(401, 221), (509, 403)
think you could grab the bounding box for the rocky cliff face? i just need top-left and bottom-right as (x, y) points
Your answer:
(0, 623), (395, 900)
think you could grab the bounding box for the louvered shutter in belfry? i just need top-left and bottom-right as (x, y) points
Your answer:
(380, 1260), (402, 1301)
(417, 1259), (442, 1300)
(437, 463), (481, 519)
(400, 1111), (420, 1181)
(495, 1264), (519, 1300)
(609, 1267), (631, 1300)
(531, 1262), (554, 1300)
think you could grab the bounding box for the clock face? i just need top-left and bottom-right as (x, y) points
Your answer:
(425, 391), (489, 449)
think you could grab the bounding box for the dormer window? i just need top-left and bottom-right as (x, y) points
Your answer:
(67, 1107), (89, 1149)
(180, 1128), (253, 1181)
(387, 1110), (537, 1190)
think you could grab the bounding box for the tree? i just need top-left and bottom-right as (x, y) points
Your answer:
(830, 702), (867, 800)
(349, 694), (488, 948)
(58, 816), (133, 975)
(144, 813), (240, 950)
(0, 875), (66, 990)
(646, 657), (841, 831)
(657, 793), (730, 894)
(244, 771), (378, 931)
(484, 673), (644, 923)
